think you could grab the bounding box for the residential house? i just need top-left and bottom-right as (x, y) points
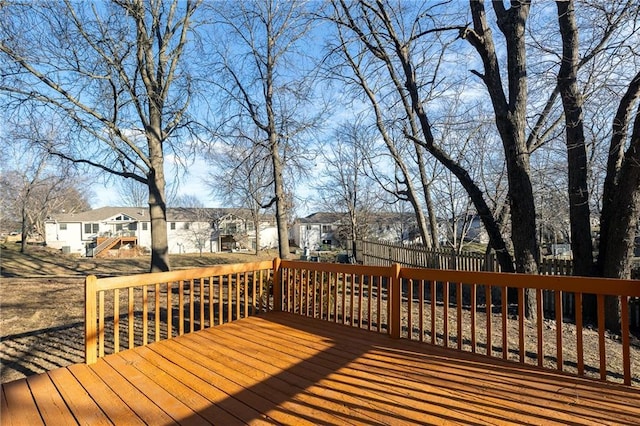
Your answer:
(293, 212), (344, 251)
(44, 206), (278, 257)
(292, 211), (423, 249)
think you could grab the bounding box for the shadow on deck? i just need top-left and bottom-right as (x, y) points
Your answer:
(3, 312), (640, 425)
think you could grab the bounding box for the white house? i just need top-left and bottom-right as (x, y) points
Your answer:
(44, 206), (278, 256)
(293, 212), (344, 251)
(292, 211), (423, 249)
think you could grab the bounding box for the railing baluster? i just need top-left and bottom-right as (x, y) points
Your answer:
(307, 270), (312, 317)
(621, 296), (631, 385)
(235, 272), (241, 321)
(227, 273), (232, 323)
(179, 280), (185, 335)
(313, 270), (318, 318)
(518, 287), (525, 363)
(377, 275), (382, 332)
(443, 281), (449, 348)
(486, 284), (492, 357)
(536, 288), (544, 367)
(350, 273), (355, 326)
(128, 287), (134, 348)
(471, 283), (476, 353)
(155, 283), (160, 342)
(167, 282), (172, 338)
(597, 294), (606, 380)
(142, 284), (148, 345)
(341, 272), (347, 324)
(575, 292), (584, 376)
(555, 289), (563, 370)
(114, 288), (120, 353)
(99, 290), (105, 358)
(408, 279), (413, 340)
(419, 280), (424, 342)
(431, 280), (436, 345)
(209, 276), (214, 326)
(253, 269), (262, 314)
(457, 282), (462, 350)
(189, 279), (195, 333)
(200, 277), (205, 328)
(501, 286), (508, 360)
(218, 275), (223, 325)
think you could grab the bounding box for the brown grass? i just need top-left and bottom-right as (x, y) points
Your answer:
(0, 243), (277, 383)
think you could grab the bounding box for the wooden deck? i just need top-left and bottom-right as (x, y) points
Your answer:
(3, 312), (639, 426)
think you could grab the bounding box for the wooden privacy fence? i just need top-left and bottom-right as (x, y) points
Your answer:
(86, 258), (639, 386)
(354, 239), (575, 274)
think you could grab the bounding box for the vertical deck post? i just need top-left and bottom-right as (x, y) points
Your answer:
(273, 257), (282, 312)
(389, 263), (401, 338)
(85, 275), (97, 365)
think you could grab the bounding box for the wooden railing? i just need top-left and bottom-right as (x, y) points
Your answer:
(85, 260), (275, 364)
(85, 258), (639, 386)
(277, 259), (640, 387)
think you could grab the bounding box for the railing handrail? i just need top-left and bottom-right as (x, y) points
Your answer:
(279, 259), (639, 297)
(398, 267), (639, 297)
(91, 259), (274, 292)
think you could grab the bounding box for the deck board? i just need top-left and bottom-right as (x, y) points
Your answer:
(2, 312), (640, 425)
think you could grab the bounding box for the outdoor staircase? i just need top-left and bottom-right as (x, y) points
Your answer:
(91, 236), (137, 257)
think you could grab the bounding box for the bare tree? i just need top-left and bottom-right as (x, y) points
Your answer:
(207, 138), (272, 255)
(0, 122), (90, 252)
(327, 0), (514, 271)
(204, 0), (322, 259)
(0, 0), (201, 271)
(316, 119), (384, 258)
(117, 179), (148, 208)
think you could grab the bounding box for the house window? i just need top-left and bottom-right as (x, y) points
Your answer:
(170, 222), (176, 230)
(84, 223), (99, 234)
(59, 224), (67, 230)
(184, 223), (190, 230)
(322, 225), (332, 233)
(142, 223), (148, 231)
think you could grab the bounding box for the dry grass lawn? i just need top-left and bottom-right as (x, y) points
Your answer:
(0, 243), (277, 383)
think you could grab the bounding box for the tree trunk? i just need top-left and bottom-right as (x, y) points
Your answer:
(464, 1), (538, 319)
(424, 182), (440, 249)
(413, 142), (438, 249)
(597, 73), (640, 330)
(271, 141), (291, 259)
(254, 215), (261, 256)
(147, 171), (170, 272)
(557, 1), (594, 278)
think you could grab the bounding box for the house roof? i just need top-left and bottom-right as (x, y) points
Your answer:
(47, 207), (149, 223)
(298, 211), (418, 226)
(47, 206), (275, 223)
(297, 212), (347, 224)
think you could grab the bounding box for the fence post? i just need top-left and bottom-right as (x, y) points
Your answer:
(85, 275), (97, 365)
(389, 263), (402, 338)
(273, 257), (282, 312)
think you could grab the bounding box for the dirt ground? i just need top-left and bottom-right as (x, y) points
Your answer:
(0, 243), (277, 383)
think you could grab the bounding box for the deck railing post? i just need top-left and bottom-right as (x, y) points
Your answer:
(273, 257), (282, 312)
(390, 263), (402, 338)
(85, 275), (97, 364)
